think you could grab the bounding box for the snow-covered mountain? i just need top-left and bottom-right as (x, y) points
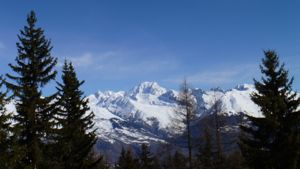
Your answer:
(4, 81), (263, 160)
(88, 81), (262, 146)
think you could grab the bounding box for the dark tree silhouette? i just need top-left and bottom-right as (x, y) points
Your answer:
(6, 11), (57, 169)
(240, 50), (300, 169)
(55, 61), (101, 169)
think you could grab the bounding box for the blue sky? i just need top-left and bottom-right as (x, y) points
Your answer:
(0, 0), (300, 94)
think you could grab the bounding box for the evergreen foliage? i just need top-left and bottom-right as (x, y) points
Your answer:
(2, 10), (300, 169)
(55, 61), (100, 169)
(196, 126), (213, 169)
(138, 144), (160, 169)
(240, 50), (300, 169)
(169, 151), (188, 169)
(0, 76), (16, 168)
(224, 151), (246, 169)
(116, 147), (138, 169)
(157, 146), (188, 169)
(5, 11), (57, 169)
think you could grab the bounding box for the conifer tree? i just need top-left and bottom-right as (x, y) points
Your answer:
(0, 76), (14, 168)
(170, 151), (188, 169)
(240, 50), (300, 169)
(225, 151), (245, 169)
(5, 11), (57, 169)
(196, 126), (213, 169)
(157, 143), (174, 169)
(55, 61), (100, 169)
(116, 147), (138, 169)
(138, 144), (160, 169)
(160, 149), (188, 169)
(0, 77), (26, 169)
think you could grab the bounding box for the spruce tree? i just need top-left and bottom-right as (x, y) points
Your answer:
(138, 144), (160, 169)
(0, 76), (26, 169)
(116, 147), (138, 169)
(55, 61), (100, 169)
(240, 50), (300, 169)
(5, 11), (57, 169)
(160, 150), (187, 169)
(170, 151), (188, 169)
(196, 126), (213, 169)
(225, 151), (246, 169)
(0, 76), (14, 168)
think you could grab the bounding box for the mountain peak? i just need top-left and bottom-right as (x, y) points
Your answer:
(131, 81), (167, 96)
(234, 84), (254, 91)
(209, 87), (224, 92)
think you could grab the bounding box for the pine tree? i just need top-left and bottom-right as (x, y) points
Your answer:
(55, 61), (100, 169)
(5, 11), (57, 169)
(116, 147), (138, 169)
(173, 79), (196, 169)
(240, 50), (300, 169)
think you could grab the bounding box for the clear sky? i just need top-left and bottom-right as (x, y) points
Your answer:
(0, 0), (300, 94)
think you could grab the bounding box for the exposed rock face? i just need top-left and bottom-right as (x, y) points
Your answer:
(86, 82), (262, 160)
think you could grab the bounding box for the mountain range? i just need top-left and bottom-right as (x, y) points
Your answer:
(85, 81), (263, 159)
(4, 81), (263, 160)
